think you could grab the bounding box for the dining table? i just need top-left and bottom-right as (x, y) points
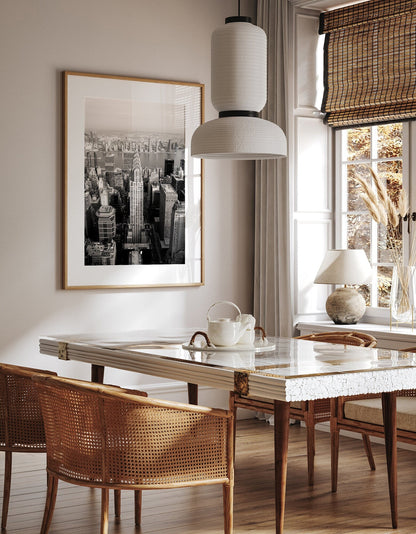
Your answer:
(39, 329), (416, 534)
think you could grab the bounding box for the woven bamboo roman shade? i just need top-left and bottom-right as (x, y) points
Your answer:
(319, 0), (416, 128)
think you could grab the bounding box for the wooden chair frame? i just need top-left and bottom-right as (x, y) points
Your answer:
(34, 375), (234, 534)
(330, 346), (416, 493)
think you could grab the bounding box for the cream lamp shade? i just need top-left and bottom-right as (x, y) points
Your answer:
(191, 16), (287, 160)
(314, 249), (372, 325)
(314, 249), (372, 285)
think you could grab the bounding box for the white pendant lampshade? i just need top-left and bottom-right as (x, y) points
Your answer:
(191, 16), (287, 160)
(212, 19), (266, 112)
(191, 115), (287, 160)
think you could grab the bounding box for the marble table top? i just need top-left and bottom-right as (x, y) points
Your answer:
(40, 330), (416, 402)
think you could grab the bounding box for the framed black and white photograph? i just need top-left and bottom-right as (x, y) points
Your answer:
(63, 71), (204, 289)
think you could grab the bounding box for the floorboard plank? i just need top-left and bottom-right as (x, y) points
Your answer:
(1, 420), (416, 533)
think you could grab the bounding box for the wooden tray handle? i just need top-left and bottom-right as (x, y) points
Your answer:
(189, 331), (213, 347)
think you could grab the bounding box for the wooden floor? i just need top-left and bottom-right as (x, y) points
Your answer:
(1, 419), (416, 533)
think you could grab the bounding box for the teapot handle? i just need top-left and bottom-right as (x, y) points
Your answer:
(207, 301), (242, 322)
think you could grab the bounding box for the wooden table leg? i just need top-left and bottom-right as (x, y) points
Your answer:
(274, 400), (290, 534)
(91, 364), (104, 384)
(381, 392), (397, 529)
(91, 363), (119, 517)
(187, 383), (198, 405)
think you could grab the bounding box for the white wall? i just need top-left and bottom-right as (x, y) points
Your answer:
(0, 0), (255, 401)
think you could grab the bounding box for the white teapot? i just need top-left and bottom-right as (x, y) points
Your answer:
(207, 301), (256, 347)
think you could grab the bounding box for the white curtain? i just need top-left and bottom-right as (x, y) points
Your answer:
(255, 0), (293, 337)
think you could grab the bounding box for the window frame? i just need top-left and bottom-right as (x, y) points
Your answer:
(334, 121), (414, 321)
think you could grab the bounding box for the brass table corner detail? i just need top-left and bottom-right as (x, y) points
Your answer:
(58, 342), (69, 361)
(234, 371), (249, 396)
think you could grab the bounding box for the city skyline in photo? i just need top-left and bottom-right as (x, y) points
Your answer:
(84, 124), (186, 267)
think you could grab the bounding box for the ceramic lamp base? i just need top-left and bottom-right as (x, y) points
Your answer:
(326, 287), (366, 325)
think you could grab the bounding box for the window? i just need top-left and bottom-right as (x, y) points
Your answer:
(336, 122), (411, 314)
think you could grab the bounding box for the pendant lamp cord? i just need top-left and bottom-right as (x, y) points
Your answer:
(238, 0), (240, 16)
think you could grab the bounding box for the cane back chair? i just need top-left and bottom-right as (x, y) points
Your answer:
(33, 375), (234, 534)
(232, 331), (377, 486)
(0, 363), (57, 530)
(330, 346), (416, 493)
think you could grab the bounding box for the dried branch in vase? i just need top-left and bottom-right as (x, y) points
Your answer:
(352, 166), (415, 264)
(353, 166), (416, 321)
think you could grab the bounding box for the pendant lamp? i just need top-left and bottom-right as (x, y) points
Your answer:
(191, 9), (287, 160)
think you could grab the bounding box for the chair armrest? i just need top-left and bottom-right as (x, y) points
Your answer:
(113, 391), (233, 419)
(33, 375), (231, 419)
(0, 364), (57, 379)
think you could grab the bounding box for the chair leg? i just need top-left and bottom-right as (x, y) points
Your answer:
(331, 425), (340, 493)
(1, 451), (12, 530)
(134, 490), (142, 526)
(304, 410), (315, 486)
(223, 483), (233, 534)
(362, 433), (376, 471)
(100, 488), (109, 534)
(303, 401), (315, 486)
(114, 489), (121, 518)
(41, 474), (58, 534)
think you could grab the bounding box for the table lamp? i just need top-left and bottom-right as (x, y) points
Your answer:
(314, 249), (372, 324)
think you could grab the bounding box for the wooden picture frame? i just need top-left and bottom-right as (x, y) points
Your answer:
(63, 71), (204, 289)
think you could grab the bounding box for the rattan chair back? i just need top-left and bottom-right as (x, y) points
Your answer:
(0, 363), (56, 530)
(350, 332), (377, 347)
(0, 364), (56, 451)
(296, 331), (377, 347)
(34, 375), (234, 534)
